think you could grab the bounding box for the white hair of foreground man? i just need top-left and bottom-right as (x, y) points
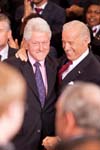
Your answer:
(60, 81), (100, 131)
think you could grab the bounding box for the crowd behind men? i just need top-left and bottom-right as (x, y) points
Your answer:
(0, 0), (100, 150)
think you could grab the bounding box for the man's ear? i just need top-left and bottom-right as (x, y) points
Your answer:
(64, 112), (76, 135)
(7, 30), (12, 39)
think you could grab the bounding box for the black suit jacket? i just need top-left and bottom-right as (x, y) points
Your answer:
(39, 1), (66, 56)
(8, 47), (17, 58)
(91, 29), (100, 56)
(59, 52), (100, 94)
(5, 55), (58, 150)
(40, 1), (66, 34)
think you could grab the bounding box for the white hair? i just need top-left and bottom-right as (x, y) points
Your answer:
(23, 17), (52, 40)
(0, 13), (11, 31)
(63, 20), (91, 43)
(60, 81), (100, 131)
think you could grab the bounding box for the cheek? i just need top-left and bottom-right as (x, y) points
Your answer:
(95, 16), (100, 22)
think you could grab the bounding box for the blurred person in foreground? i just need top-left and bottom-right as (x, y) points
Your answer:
(0, 62), (26, 150)
(56, 135), (100, 150)
(43, 81), (100, 150)
(6, 17), (58, 150)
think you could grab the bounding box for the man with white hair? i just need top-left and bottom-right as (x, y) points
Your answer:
(6, 17), (58, 150)
(58, 20), (100, 93)
(0, 13), (18, 61)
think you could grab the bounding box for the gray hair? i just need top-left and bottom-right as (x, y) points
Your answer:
(63, 20), (91, 43)
(23, 17), (52, 41)
(59, 81), (100, 131)
(0, 13), (11, 31)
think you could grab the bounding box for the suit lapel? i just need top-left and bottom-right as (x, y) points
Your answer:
(8, 47), (17, 57)
(45, 56), (58, 100)
(21, 61), (39, 98)
(61, 52), (92, 85)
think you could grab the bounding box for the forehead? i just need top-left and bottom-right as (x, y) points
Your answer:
(62, 29), (79, 41)
(31, 31), (50, 40)
(88, 5), (100, 10)
(0, 21), (8, 29)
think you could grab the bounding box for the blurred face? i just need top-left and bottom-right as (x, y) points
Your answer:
(86, 5), (100, 27)
(5, 101), (25, 142)
(32, 0), (46, 6)
(62, 29), (87, 61)
(26, 31), (50, 61)
(0, 21), (11, 50)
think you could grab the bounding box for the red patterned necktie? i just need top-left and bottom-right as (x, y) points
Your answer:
(74, 0), (78, 3)
(58, 61), (72, 84)
(35, 8), (43, 14)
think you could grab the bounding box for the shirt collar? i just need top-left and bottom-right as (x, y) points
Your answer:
(92, 25), (100, 34)
(0, 44), (9, 61)
(34, 2), (48, 10)
(28, 52), (45, 66)
(72, 49), (89, 66)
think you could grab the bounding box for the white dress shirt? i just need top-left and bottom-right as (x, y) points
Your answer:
(28, 52), (48, 94)
(92, 25), (100, 37)
(62, 49), (89, 80)
(0, 44), (9, 61)
(33, 2), (48, 14)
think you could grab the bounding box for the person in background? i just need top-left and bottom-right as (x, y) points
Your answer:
(58, 20), (100, 93)
(6, 17), (58, 150)
(84, 2), (100, 56)
(16, 0), (66, 57)
(0, 13), (18, 61)
(0, 62), (26, 150)
(59, 0), (92, 21)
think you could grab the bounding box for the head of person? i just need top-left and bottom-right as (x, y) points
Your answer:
(31, 0), (47, 6)
(0, 13), (12, 51)
(56, 135), (100, 150)
(56, 82), (100, 140)
(23, 17), (52, 61)
(0, 62), (26, 144)
(85, 2), (100, 28)
(62, 20), (91, 61)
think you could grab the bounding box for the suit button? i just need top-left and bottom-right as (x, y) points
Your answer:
(37, 129), (41, 133)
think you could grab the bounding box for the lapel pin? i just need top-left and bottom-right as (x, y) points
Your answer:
(78, 70), (81, 74)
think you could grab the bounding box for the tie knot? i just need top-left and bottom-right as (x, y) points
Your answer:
(59, 61), (72, 74)
(93, 28), (97, 33)
(35, 7), (43, 14)
(34, 62), (40, 68)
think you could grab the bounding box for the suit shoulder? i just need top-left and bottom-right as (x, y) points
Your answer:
(47, 1), (65, 12)
(46, 55), (59, 67)
(5, 56), (25, 69)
